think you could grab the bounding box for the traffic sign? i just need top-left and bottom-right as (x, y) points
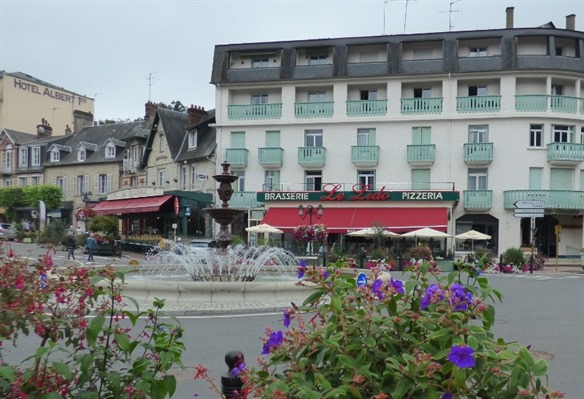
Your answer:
(356, 272), (368, 287)
(514, 200), (544, 209)
(513, 208), (545, 214)
(514, 213), (544, 218)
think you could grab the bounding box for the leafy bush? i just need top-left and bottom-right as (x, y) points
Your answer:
(87, 215), (119, 239)
(37, 219), (67, 245)
(233, 262), (564, 398)
(406, 244), (433, 261)
(503, 247), (526, 266)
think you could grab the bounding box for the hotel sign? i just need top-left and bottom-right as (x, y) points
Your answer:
(107, 187), (165, 200)
(258, 184), (459, 202)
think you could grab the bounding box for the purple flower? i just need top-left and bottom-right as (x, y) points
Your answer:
(442, 394), (452, 399)
(390, 277), (404, 294)
(231, 361), (246, 377)
(449, 283), (474, 311)
(372, 278), (384, 300)
(447, 345), (476, 368)
(322, 270), (330, 279)
(283, 309), (291, 328)
(421, 284), (445, 309)
(262, 330), (284, 355)
(297, 259), (307, 279)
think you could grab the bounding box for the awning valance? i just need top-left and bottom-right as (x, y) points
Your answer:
(261, 207), (448, 234)
(93, 195), (173, 215)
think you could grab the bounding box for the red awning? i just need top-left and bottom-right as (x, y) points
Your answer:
(93, 195), (173, 215)
(262, 207), (448, 234)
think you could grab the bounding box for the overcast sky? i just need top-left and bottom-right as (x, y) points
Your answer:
(1, 0), (582, 122)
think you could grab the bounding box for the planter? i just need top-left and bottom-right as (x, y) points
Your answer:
(437, 259), (454, 272)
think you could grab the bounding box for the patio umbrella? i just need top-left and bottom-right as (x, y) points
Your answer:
(455, 230), (491, 250)
(401, 227), (452, 239)
(347, 227), (399, 237)
(245, 224), (284, 234)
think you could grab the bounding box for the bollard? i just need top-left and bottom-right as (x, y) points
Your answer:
(221, 350), (245, 399)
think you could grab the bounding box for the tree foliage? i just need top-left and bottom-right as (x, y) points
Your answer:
(87, 215), (119, 238)
(158, 100), (186, 112)
(22, 185), (63, 210)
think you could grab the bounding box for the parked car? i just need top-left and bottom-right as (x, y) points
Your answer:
(189, 239), (217, 253)
(0, 223), (15, 240)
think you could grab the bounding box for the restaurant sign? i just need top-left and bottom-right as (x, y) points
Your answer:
(258, 184), (459, 202)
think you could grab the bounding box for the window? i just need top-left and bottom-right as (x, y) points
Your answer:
(32, 147), (41, 166)
(188, 129), (198, 149)
(468, 125), (488, 143)
(469, 85), (488, 96)
(411, 169), (431, 190)
(414, 88), (432, 98)
(305, 130), (323, 147)
(555, 47), (564, 56)
(4, 179), (11, 187)
(550, 168), (573, 190)
(264, 170), (280, 190)
(180, 166), (188, 190)
(529, 168), (543, 189)
(553, 125), (572, 143)
(469, 47), (488, 57)
(581, 170), (584, 191)
(132, 145), (142, 162)
(105, 143), (116, 158)
(357, 170), (375, 189)
(50, 149), (60, 162)
(360, 90), (378, 100)
(97, 174), (112, 195)
(551, 84), (563, 95)
(230, 131), (246, 148)
(76, 175), (89, 196)
(190, 165), (197, 190)
(308, 54), (327, 65)
(232, 170), (245, 191)
(251, 94), (268, 104)
(580, 127), (584, 144)
(32, 176), (40, 185)
(157, 169), (166, 187)
(308, 91), (326, 102)
(305, 171), (322, 191)
(78, 148), (86, 161)
(530, 124), (543, 147)
(357, 128), (375, 146)
(159, 134), (165, 152)
(4, 144), (13, 168)
(19, 177), (27, 186)
(252, 57), (269, 68)
(130, 176), (138, 187)
(468, 168), (487, 190)
(19, 148), (28, 167)
(265, 131), (281, 147)
(359, 51), (378, 62)
(55, 176), (67, 194)
(412, 127), (431, 144)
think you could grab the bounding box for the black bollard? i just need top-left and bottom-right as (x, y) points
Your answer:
(221, 350), (245, 398)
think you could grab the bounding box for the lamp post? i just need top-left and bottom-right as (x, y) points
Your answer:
(82, 191), (93, 204)
(297, 204), (324, 258)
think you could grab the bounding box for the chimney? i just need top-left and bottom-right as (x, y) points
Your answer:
(566, 14), (576, 30)
(36, 118), (53, 139)
(506, 7), (514, 29)
(144, 101), (158, 122)
(73, 110), (94, 133)
(65, 125), (72, 136)
(187, 104), (206, 127)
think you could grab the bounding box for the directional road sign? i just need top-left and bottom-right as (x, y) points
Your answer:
(513, 208), (545, 214)
(356, 272), (368, 287)
(514, 200), (544, 209)
(514, 213), (544, 218)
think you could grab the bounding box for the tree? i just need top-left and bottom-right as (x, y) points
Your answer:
(158, 100), (186, 112)
(22, 185), (63, 211)
(0, 187), (27, 220)
(87, 215), (119, 238)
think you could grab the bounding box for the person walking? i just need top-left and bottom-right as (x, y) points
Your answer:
(66, 233), (76, 260)
(86, 233), (99, 262)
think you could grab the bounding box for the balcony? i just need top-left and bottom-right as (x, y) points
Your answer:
(294, 102), (334, 118)
(229, 191), (264, 209)
(258, 147), (284, 168)
(351, 145), (380, 167)
(456, 95), (501, 113)
(227, 103), (282, 120)
(515, 95), (580, 114)
(406, 144), (435, 166)
(298, 146), (326, 168)
(504, 190), (584, 210)
(123, 158), (140, 173)
(346, 100), (387, 117)
(463, 190), (493, 210)
(547, 143), (584, 165)
(400, 97), (443, 115)
(225, 148), (249, 168)
(464, 143), (493, 165)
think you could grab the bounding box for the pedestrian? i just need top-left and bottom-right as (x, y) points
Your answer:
(86, 233), (98, 262)
(66, 233), (76, 260)
(359, 246), (367, 268)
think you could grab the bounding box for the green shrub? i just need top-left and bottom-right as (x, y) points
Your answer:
(87, 215), (119, 238)
(503, 247), (526, 266)
(406, 244), (433, 261)
(37, 219), (66, 245)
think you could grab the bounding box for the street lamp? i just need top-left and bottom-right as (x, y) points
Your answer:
(297, 204), (324, 258)
(82, 191), (93, 204)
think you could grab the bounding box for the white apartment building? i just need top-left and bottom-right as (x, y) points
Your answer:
(211, 9), (584, 258)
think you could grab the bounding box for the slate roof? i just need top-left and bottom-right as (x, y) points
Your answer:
(176, 109), (216, 163)
(1, 129), (37, 145)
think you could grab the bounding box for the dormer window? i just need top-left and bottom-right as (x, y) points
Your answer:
(188, 129), (198, 149)
(50, 149), (60, 162)
(78, 148), (86, 161)
(105, 143), (116, 158)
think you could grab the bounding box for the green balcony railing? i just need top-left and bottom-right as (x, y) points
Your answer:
(227, 103), (282, 120)
(294, 102), (334, 118)
(464, 142), (494, 164)
(547, 143), (584, 163)
(400, 97), (443, 115)
(351, 145), (380, 166)
(346, 100), (388, 116)
(515, 95), (548, 112)
(515, 95), (580, 114)
(225, 148), (249, 167)
(407, 144), (435, 165)
(463, 190), (493, 210)
(456, 95), (501, 113)
(229, 191), (264, 209)
(550, 95), (578, 114)
(258, 147), (284, 168)
(504, 190), (584, 210)
(298, 146), (326, 167)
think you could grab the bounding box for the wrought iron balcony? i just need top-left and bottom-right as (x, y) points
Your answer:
(547, 143), (584, 165)
(456, 95), (501, 113)
(346, 100), (388, 116)
(225, 148), (249, 168)
(464, 143), (493, 165)
(229, 191), (264, 209)
(406, 144), (435, 166)
(258, 147), (284, 168)
(122, 158), (140, 173)
(294, 102), (334, 118)
(400, 97), (443, 115)
(515, 95), (580, 114)
(227, 103), (282, 120)
(351, 145), (380, 167)
(504, 190), (584, 210)
(463, 190), (493, 210)
(298, 146), (326, 167)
